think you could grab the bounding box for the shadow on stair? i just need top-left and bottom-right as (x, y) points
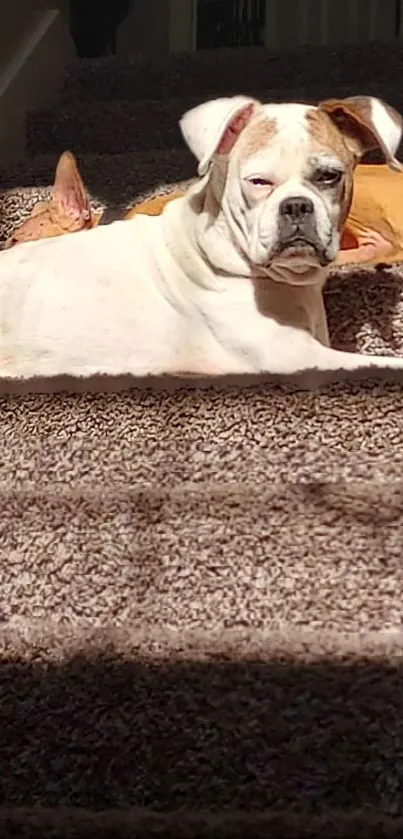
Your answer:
(0, 642), (402, 836)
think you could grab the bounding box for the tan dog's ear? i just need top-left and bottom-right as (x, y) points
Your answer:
(51, 150), (92, 225)
(179, 95), (259, 176)
(3, 151), (93, 249)
(319, 96), (403, 171)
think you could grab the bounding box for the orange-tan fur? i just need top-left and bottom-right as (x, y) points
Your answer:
(5, 151), (403, 268)
(339, 163), (403, 264)
(4, 151), (183, 249)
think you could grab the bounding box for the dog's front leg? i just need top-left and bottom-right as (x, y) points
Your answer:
(312, 295), (330, 347)
(260, 327), (403, 378)
(336, 228), (394, 265)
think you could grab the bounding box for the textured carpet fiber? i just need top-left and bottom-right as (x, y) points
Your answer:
(0, 41), (403, 838)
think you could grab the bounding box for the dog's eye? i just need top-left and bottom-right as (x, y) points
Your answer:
(247, 177), (273, 187)
(314, 169), (343, 187)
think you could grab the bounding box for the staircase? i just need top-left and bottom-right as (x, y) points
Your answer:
(0, 42), (403, 838)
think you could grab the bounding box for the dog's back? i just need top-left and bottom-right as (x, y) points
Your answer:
(0, 205), (198, 378)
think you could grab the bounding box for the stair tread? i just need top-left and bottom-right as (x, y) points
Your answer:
(0, 383), (402, 484)
(1, 807), (402, 838)
(0, 480), (402, 629)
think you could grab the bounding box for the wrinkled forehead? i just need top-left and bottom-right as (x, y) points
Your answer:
(236, 102), (352, 177)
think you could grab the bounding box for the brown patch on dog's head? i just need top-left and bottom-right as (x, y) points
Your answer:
(305, 108), (358, 228)
(305, 96), (403, 229)
(234, 114), (278, 160)
(5, 151), (94, 249)
(319, 96), (403, 169)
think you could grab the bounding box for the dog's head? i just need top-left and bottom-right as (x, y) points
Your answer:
(180, 94), (402, 283)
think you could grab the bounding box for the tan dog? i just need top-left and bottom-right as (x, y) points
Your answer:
(5, 142), (402, 270)
(1, 93), (403, 384)
(4, 151), (183, 249)
(338, 162), (403, 264)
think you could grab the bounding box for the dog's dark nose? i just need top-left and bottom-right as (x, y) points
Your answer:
(276, 193), (320, 259)
(279, 196), (314, 220)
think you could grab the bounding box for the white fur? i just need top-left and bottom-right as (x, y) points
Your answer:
(1, 94), (403, 384)
(263, 102), (312, 132)
(370, 97), (402, 158)
(179, 95), (256, 176)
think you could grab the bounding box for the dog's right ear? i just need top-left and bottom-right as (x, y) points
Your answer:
(51, 150), (92, 228)
(179, 96), (259, 176)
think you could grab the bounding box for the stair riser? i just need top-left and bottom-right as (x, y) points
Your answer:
(27, 84), (403, 156)
(0, 628), (402, 811)
(60, 44), (403, 104)
(0, 148), (193, 188)
(1, 809), (402, 839)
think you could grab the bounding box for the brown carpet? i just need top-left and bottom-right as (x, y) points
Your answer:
(0, 41), (403, 838)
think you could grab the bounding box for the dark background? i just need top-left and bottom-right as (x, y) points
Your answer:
(70, 0), (267, 58)
(69, 1), (403, 59)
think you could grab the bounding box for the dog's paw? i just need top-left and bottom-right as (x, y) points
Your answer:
(357, 228), (394, 261)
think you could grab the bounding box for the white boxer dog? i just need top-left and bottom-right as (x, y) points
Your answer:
(1, 93), (403, 383)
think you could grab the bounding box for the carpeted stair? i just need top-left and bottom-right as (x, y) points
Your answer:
(1, 42), (403, 838)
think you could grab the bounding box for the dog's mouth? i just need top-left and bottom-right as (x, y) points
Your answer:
(273, 235), (331, 267)
(279, 236), (318, 254)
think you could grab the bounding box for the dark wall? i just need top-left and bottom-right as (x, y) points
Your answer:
(70, 0), (130, 58)
(197, 0), (265, 49)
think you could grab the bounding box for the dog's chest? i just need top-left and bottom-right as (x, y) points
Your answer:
(199, 277), (324, 365)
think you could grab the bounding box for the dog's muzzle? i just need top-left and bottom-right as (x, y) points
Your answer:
(276, 195), (324, 261)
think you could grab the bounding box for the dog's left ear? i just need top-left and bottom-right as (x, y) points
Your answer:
(319, 96), (403, 171)
(179, 95), (259, 176)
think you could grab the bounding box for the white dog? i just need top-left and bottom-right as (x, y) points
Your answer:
(1, 93), (403, 384)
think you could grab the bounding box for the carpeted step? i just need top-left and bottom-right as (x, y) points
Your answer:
(0, 624), (402, 817)
(60, 43), (403, 104)
(0, 379), (403, 630)
(0, 380), (403, 487)
(1, 481), (402, 628)
(27, 81), (403, 157)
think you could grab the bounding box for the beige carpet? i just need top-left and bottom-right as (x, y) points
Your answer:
(0, 41), (403, 838)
